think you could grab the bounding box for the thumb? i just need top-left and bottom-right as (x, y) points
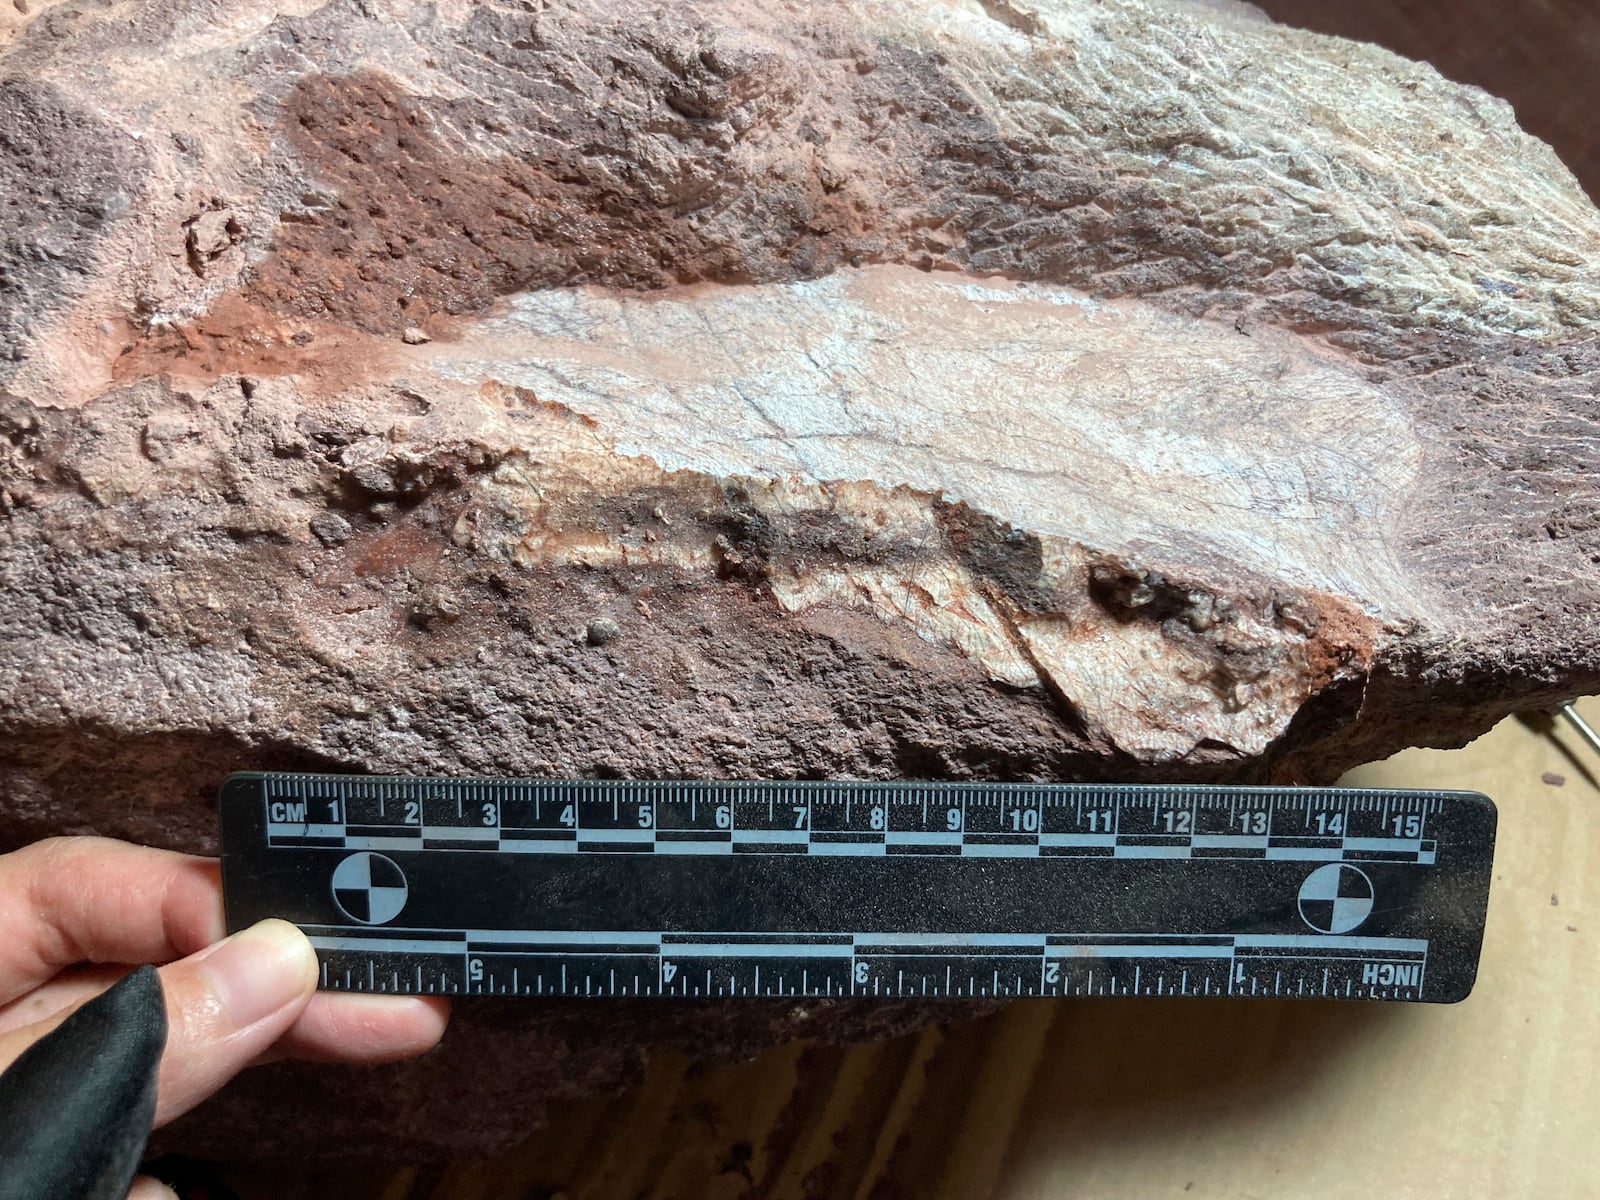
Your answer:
(0, 920), (319, 1142)
(149, 918), (318, 1125)
(0, 920), (318, 1179)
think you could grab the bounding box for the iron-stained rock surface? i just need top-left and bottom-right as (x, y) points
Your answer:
(1, 0), (1597, 1157)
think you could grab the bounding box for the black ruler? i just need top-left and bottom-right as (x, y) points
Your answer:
(219, 774), (1496, 1003)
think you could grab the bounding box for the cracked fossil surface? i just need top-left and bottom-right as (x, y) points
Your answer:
(1, 0), (1597, 1157)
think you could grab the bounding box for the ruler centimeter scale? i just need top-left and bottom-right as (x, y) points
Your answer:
(219, 774), (1496, 1004)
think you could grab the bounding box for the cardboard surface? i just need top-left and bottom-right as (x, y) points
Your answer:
(222, 702), (1600, 1198)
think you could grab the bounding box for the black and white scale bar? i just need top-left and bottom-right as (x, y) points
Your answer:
(219, 774), (1496, 1003)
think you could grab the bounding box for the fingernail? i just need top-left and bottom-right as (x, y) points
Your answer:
(197, 919), (317, 1027)
(128, 1178), (180, 1200)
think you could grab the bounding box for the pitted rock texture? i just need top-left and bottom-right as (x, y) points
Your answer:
(2, 0), (1598, 1160)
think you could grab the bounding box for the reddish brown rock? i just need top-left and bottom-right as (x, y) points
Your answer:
(1, 0), (1597, 1159)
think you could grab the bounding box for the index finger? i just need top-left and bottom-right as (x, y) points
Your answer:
(0, 837), (224, 1005)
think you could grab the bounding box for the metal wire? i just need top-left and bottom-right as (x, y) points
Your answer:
(1556, 702), (1600, 760)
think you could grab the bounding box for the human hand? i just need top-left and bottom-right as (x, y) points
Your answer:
(0, 836), (449, 1195)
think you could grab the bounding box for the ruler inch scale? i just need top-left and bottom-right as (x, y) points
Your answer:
(219, 774), (1496, 1004)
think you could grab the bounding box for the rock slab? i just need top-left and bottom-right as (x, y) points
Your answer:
(1, 0), (1597, 1158)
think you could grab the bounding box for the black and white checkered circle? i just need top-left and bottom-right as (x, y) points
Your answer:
(331, 852), (409, 925)
(1297, 863), (1374, 934)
